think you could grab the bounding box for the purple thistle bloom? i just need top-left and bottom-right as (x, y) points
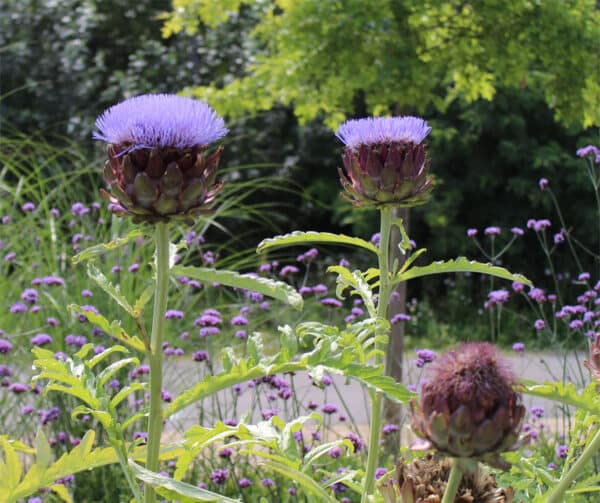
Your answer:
(556, 444), (568, 459)
(21, 202), (36, 212)
(299, 286), (313, 296)
(238, 478), (252, 488)
(261, 478), (275, 488)
(512, 281), (525, 293)
(528, 288), (546, 303)
(313, 284), (328, 295)
(570, 320), (584, 330)
(71, 202), (90, 216)
(321, 297), (343, 308)
(576, 145), (600, 163)
(510, 227), (524, 236)
(280, 265), (299, 276)
(484, 226), (501, 236)
(33, 275), (65, 286)
(416, 348), (436, 363)
(210, 468), (229, 485)
(538, 178), (549, 190)
(375, 468), (388, 480)
(133, 431), (148, 443)
(530, 406), (544, 418)
(21, 288), (38, 304)
(486, 289), (510, 306)
(578, 272), (591, 281)
(467, 228), (478, 237)
(94, 94), (228, 151)
(10, 302), (26, 314)
(31, 333), (53, 346)
(4, 251), (16, 262)
(534, 319), (545, 331)
(165, 309), (184, 319)
(383, 423), (399, 435)
(390, 313), (411, 324)
(0, 339), (13, 354)
(9, 382), (28, 394)
(200, 326), (220, 337)
(231, 315), (248, 326)
(512, 342), (526, 352)
(192, 351), (209, 362)
(337, 116), (431, 150)
(345, 432), (364, 452)
(65, 334), (87, 347)
(321, 403), (338, 414)
(81, 289), (93, 297)
(0, 365), (11, 377)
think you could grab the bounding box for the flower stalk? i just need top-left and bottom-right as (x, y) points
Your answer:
(363, 206), (394, 500)
(546, 426), (600, 503)
(145, 221), (170, 503)
(441, 459), (463, 503)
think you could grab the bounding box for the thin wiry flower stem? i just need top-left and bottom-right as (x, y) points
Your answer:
(441, 459), (463, 503)
(546, 426), (600, 503)
(362, 206), (393, 501)
(145, 222), (170, 503)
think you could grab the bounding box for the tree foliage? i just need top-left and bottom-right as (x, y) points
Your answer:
(164, 0), (599, 129)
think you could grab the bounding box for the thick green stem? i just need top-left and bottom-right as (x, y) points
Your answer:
(144, 222), (170, 503)
(441, 459), (463, 503)
(362, 206), (393, 501)
(546, 427), (600, 503)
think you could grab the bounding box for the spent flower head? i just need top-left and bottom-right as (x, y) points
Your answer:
(95, 94), (228, 223)
(411, 342), (525, 466)
(336, 116), (433, 208)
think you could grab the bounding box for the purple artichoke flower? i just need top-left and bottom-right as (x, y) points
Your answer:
(94, 94), (228, 224)
(336, 116), (433, 208)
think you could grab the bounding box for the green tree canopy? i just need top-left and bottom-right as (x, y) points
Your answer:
(163, 0), (599, 129)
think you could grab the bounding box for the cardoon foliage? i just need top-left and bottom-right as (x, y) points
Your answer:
(411, 342), (525, 465)
(336, 116), (433, 208)
(94, 94), (228, 223)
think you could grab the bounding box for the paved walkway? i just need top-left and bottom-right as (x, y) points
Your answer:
(163, 351), (589, 437)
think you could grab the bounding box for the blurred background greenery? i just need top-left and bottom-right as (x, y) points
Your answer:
(1, 0), (599, 341)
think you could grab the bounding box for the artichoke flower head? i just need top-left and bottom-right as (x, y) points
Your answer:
(336, 116), (434, 209)
(410, 342), (525, 469)
(94, 94), (228, 224)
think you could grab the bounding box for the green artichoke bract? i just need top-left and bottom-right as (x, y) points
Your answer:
(410, 342), (525, 467)
(102, 144), (224, 224)
(94, 94), (228, 224)
(336, 116), (434, 209)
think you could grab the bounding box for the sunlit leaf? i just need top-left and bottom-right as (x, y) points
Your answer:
(257, 231), (378, 255)
(72, 230), (145, 264)
(394, 257), (531, 286)
(172, 265), (303, 310)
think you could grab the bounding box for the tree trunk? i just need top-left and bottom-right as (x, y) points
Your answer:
(383, 207), (409, 425)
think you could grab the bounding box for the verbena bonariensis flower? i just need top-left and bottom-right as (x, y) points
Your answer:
(410, 342), (525, 467)
(336, 116), (433, 208)
(94, 94), (228, 224)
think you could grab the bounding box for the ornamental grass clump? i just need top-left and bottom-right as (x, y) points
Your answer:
(95, 94), (228, 223)
(336, 116), (433, 208)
